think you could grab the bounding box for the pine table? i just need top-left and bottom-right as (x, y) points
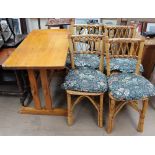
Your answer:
(3, 29), (69, 116)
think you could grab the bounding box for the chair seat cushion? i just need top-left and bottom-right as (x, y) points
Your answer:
(63, 68), (107, 93)
(104, 58), (144, 73)
(108, 73), (155, 100)
(66, 54), (100, 69)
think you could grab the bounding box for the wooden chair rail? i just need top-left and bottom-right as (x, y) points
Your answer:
(107, 38), (145, 43)
(73, 51), (101, 55)
(67, 90), (104, 96)
(70, 34), (104, 39)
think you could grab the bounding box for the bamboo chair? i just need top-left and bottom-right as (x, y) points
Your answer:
(105, 37), (155, 133)
(63, 35), (107, 127)
(103, 25), (145, 73)
(66, 24), (103, 69)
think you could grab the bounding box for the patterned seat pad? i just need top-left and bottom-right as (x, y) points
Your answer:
(104, 58), (144, 73)
(63, 68), (107, 93)
(66, 54), (100, 69)
(108, 73), (155, 100)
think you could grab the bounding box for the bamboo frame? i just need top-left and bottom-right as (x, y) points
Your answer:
(104, 25), (136, 38)
(105, 37), (148, 133)
(68, 24), (137, 71)
(68, 24), (103, 70)
(70, 24), (102, 35)
(66, 35), (105, 127)
(66, 90), (104, 127)
(103, 25), (137, 74)
(70, 24), (136, 37)
(105, 37), (145, 76)
(69, 35), (105, 72)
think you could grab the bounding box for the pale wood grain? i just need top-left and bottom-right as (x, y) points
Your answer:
(28, 69), (41, 109)
(20, 106), (67, 116)
(40, 69), (52, 110)
(3, 29), (69, 69)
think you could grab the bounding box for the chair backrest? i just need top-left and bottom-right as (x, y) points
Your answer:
(69, 34), (105, 72)
(104, 37), (145, 76)
(70, 24), (102, 35)
(104, 25), (136, 38)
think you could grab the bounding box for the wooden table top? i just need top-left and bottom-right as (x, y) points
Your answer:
(0, 48), (15, 65)
(2, 29), (69, 69)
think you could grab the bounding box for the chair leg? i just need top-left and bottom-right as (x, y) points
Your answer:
(137, 99), (148, 132)
(107, 98), (116, 133)
(98, 94), (104, 128)
(67, 93), (73, 125)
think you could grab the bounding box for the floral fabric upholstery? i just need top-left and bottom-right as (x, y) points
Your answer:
(74, 54), (100, 69)
(63, 68), (107, 93)
(108, 73), (155, 100)
(66, 54), (100, 69)
(104, 58), (144, 73)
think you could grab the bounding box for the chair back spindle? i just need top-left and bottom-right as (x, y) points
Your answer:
(70, 24), (102, 35)
(105, 37), (145, 76)
(104, 25), (136, 38)
(69, 35), (105, 72)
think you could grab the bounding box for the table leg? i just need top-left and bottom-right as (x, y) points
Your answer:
(20, 69), (67, 116)
(40, 69), (52, 110)
(26, 69), (41, 109)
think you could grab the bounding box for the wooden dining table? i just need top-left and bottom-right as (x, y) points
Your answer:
(2, 29), (69, 116)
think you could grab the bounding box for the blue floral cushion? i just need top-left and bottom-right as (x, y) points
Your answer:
(108, 73), (155, 100)
(66, 54), (100, 69)
(104, 58), (144, 73)
(63, 68), (108, 93)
